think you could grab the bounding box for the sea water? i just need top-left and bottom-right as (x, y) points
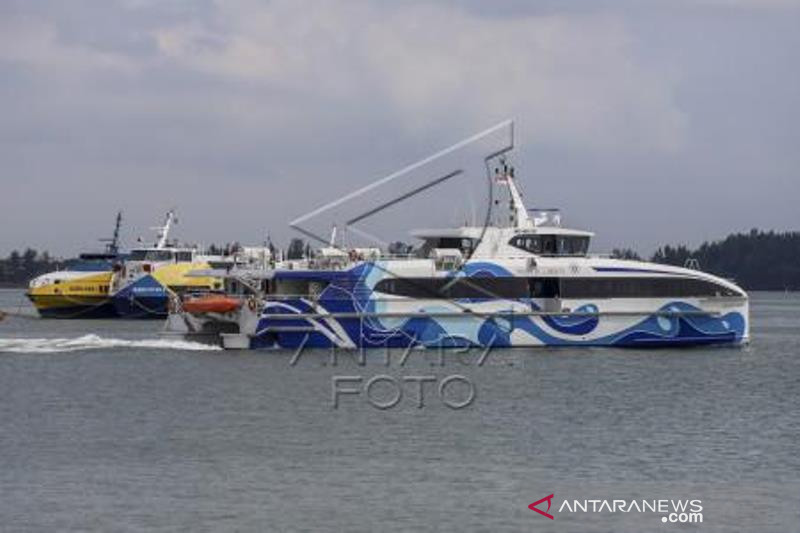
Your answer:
(1, 289), (798, 532)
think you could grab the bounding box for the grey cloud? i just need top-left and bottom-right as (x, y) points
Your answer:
(0, 0), (798, 256)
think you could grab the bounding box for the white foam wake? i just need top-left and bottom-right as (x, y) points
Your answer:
(0, 334), (221, 353)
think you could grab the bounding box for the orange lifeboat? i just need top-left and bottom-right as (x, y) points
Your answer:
(182, 295), (242, 314)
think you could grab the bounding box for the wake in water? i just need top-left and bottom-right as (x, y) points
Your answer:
(0, 334), (221, 354)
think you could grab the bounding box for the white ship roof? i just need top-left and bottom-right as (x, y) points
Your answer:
(410, 226), (594, 240)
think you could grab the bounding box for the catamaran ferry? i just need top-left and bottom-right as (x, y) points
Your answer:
(167, 157), (749, 350)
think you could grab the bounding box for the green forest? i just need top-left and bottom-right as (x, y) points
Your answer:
(0, 249), (60, 287)
(649, 229), (800, 291)
(1, 229), (798, 290)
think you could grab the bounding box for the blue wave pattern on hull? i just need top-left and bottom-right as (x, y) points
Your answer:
(111, 275), (168, 319)
(257, 263), (746, 349)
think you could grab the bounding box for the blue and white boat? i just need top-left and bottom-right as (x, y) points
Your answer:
(170, 159), (749, 349)
(109, 211), (223, 318)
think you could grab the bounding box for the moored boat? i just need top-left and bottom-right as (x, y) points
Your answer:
(109, 210), (222, 319)
(26, 213), (123, 319)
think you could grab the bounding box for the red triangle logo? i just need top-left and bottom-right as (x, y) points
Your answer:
(529, 494), (555, 520)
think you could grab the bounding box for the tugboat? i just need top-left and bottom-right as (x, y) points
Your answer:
(26, 212), (123, 319)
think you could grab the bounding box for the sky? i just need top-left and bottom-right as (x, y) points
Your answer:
(1, 0), (798, 257)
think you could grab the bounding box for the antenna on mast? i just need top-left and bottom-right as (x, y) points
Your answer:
(98, 211), (123, 255)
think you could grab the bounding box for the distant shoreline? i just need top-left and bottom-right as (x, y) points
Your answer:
(2, 228), (799, 291)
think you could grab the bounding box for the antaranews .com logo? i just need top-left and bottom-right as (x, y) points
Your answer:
(529, 494), (703, 524)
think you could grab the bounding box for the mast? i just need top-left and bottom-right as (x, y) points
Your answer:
(329, 225), (338, 248)
(110, 211), (122, 254)
(154, 210), (176, 249)
(98, 211), (123, 255)
(497, 159), (532, 229)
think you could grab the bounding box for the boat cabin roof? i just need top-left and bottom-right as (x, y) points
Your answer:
(410, 226), (594, 240)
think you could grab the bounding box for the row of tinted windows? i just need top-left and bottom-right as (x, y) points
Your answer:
(509, 235), (590, 256)
(374, 276), (739, 299)
(376, 277), (528, 299)
(129, 250), (194, 262)
(559, 277), (740, 298)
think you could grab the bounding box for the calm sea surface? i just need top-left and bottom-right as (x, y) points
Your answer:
(1, 289), (798, 532)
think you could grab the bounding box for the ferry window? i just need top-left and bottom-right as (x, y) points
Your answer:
(129, 250), (147, 261)
(509, 235), (542, 254)
(375, 277), (528, 299)
(176, 251), (193, 262)
(438, 238), (462, 249)
(559, 277), (739, 298)
(144, 250), (173, 261)
(557, 237), (570, 255)
(512, 235), (589, 256)
(542, 236), (556, 255)
(572, 237), (589, 255)
(438, 238), (477, 255)
(529, 278), (559, 298)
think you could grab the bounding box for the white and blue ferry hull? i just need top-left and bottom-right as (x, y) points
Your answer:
(252, 263), (749, 350)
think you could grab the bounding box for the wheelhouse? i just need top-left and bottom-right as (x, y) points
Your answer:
(508, 232), (591, 256)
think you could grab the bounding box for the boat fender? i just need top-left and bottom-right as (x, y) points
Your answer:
(247, 297), (258, 312)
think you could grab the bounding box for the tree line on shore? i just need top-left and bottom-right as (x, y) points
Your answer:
(0, 249), (60, 287)
(611, 229), (800, 290)
(2, 229), (798, 290)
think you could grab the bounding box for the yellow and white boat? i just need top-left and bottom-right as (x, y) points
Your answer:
(27, 213), (122, 319)
(27, 268), (116, 318)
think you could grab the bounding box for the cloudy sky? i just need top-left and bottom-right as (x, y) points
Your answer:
(1, 0), (798, 256)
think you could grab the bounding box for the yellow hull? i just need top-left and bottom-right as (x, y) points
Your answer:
(27, 271), (116, 318)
